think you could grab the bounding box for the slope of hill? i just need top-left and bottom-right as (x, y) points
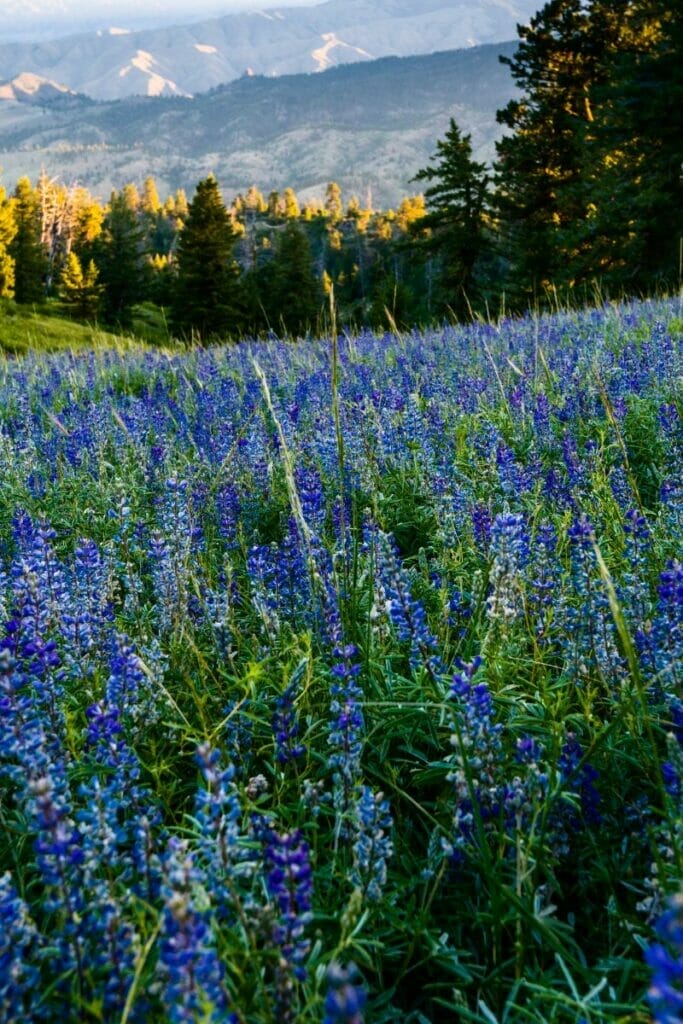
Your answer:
(0, 303), (140, 355)
(0, 0), (535, 99)
(0, 43), (517, 206)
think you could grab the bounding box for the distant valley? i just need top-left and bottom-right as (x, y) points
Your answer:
(0, 43), (517, 207)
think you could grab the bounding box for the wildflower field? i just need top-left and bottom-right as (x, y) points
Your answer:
(1, 299), (682, 1024)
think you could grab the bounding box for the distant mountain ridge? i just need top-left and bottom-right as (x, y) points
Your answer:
(0, 0), (536, 99)
(0, 72), (77, 104)
(0, 43), (517, 208)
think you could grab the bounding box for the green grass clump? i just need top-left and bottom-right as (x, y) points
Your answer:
(0, 301), (149, 355)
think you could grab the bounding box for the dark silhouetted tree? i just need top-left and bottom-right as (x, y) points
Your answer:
(414, 118), (490, 318)
(95, 190), (146, 326)
(171, 175), (242, 340)
(269, 221), (322, 336)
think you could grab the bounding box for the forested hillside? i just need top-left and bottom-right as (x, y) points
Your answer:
(0, 44), (516, 206)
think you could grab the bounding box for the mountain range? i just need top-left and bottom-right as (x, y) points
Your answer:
(0, 43), (517, 207)
(0, 0), (536, 99)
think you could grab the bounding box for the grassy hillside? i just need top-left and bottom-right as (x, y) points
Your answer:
(0, 303), (153, 355)
(0, 298), (680, 1022)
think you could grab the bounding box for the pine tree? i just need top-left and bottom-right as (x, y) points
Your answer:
(413, 118), (490, 317)
(494, 0), (619, 304)
(0, 187), (16, 298)
(174, 189), (189, 222)
(576, 0), (683, 292)
(269, 221), (322, 336)
(267, 190), (282, 219)
(95, 190), (146, 326)
(60, 251), (103, 320)
(171, 175), (242, 341)
(10, 177), (47, 304)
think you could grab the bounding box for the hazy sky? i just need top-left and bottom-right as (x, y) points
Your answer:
(0, 0), (325, 40)
(10, 0), (323, 17)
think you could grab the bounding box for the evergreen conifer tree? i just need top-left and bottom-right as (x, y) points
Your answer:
(575, 0), (683, 292)
(171, 175), (242, 341)
(270, 220), (322, 336)
(267, 190), (282, 219)
(95, 190), (146, 326)
(60, 251), (103, 320)
(494, 0), (625, 304)
(413, 118), (490, 317)
(10, 177), (47, 304)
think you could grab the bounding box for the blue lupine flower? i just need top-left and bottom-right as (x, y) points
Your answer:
(149, 474), (199, 633)
(0, 633), (52, 786)
(223, 698), (253, 775)
(273, 663), (307, 765)
(64, 538), (113, 662)
(645, 891), (683, 1024)
(352, 786), (393, 902)
(216, 481), (241, 549)
(496, 442), (526, 497)
(652, 561), (683, 688)
(323, 962), (367, 1024)
(662, 762), (680, 799)
(376, 530), (445, 678)
(94, 901), (141, 1017)
(620, 509), (652, 634)
(563, 515), (624, 685)
(486, 512), (528, 626)
(528, 522), (556, 639)
(194, 743), (242, 915)
(503, 738), (549, 830)
(263, 827), (313, 973)
(0, 872), (40, 1023)
(295, 464), (326, 533)
(447, 658), (503, 860)
(105, 635), (159, 738)
(558, 733), (602, 827)
(533, 391), (551, 438)
(328, 644), (364, 826)
(26, 768), (90, 988)
(262, 826), (313, 1021)
(159, 837), (235, 1024)
(107, 494), (145, 615)
(247, 541), (282, 635)
(11, 522), (67, 638)
(472, 504), (492, 551)
(78, 700), (159, 893)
